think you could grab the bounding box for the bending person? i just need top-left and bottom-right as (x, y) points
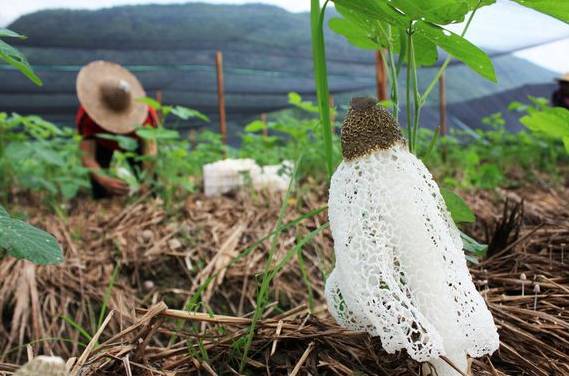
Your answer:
(75, 61), (158, 199)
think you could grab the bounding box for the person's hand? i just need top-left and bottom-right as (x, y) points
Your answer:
(95, 175), (130, 196)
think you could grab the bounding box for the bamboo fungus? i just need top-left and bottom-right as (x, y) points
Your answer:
(325, 98), (499, 376)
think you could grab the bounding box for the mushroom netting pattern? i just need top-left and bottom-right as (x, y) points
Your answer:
(325, 143), (499, 368)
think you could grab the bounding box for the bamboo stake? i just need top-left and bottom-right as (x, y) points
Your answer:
(375, 50), (388, 101)
(260, 113), (269, 137)
(155, 90), (163, 104)
(215, 50), (227, 145)
(155, 90), (164, 124)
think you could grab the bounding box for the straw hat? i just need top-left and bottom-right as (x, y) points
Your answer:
(557, 72), (569, 83)
(76, 61), (148, 134)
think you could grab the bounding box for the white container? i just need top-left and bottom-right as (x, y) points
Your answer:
(203, 159), (292, 197)
(203, 159), (259, 197)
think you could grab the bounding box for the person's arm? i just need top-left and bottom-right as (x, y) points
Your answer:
(80, 139), (129, 196)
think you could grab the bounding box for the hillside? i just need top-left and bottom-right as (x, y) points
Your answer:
(2, 2), (558, 134)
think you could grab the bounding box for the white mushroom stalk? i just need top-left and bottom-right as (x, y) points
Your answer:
(325, 98), (499, 375)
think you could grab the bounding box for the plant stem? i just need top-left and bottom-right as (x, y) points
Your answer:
(405, 26), (413, 153)
(310, 0), (333, 179)
(420, 1), (482, 105)
(410, 32), (421, 152)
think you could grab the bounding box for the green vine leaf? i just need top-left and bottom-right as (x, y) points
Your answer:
(0, 206), (63, 265)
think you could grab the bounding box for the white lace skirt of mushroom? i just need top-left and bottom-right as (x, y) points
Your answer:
(325, 97), (499, 376)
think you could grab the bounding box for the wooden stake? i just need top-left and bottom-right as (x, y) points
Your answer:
(155, 90), (163, 104)
(260, 113), (269, 137)
(375, 50), (388, 101)
(155, 90), (164, 124)
(215, 50), (227, 144)
(329, 95), (336, 127)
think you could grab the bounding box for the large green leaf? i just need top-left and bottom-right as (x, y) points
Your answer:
(333, 3), (399, 49)
(440, 188), (476, 224)
(0, 212), (63, 265)
(510, 0), (569, 24)
(416, 22), (496, 82)
(410, 32), (439, 66)
(334, 0), (409, 27)
(390, 0), (471, 24)
(0, 39), (42, 86)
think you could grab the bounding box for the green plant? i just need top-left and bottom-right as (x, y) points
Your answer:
(416, 102), (567, 190)
(310, 0), (569, 220)
(0, 30), (64, 266)
(114, 98), (220, 207)
(240, 92), (341, 179)
(325, 0), (568, 151)
(0, 113), (90, 204)
(513, 97), (569, 153)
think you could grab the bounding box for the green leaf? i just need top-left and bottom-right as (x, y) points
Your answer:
(411, 32), (439, 66)
(335, 0), (409, 27)
(35, 145), (65, 166)
(0, 206), (8, 217)
(465, 0), (497, 9)
(137, 96), (162, 110)
(440, 188), (476, 224)
(244, 120), (267, 133)
(329, 18), (381, 50)
(390, 0), (471, 24)
(288, 92), (319, 113)
(0, 39), (42, 86)
(460, 231), (488, 256)
(171, 106), (209, 122)
(520, 107), (569, 139)
(416, 22), (496, 82)
(563, 136), (569, 154)
(136, 127), (180, 140)
(0, 28), (25, 38)
(0, 214), (63, 265)
(510, 0), (569, 24)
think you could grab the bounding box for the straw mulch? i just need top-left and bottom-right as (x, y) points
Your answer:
(0, 184), (568, 376)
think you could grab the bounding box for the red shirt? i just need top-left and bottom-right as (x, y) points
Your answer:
(76, 105), (159, 151)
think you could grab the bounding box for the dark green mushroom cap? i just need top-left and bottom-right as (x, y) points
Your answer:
(341, 97), (405, 161)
